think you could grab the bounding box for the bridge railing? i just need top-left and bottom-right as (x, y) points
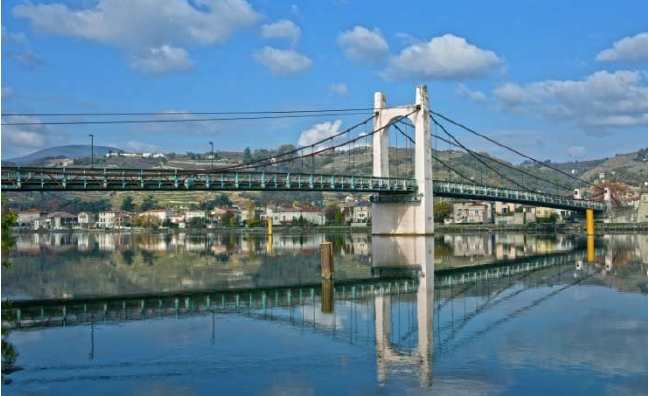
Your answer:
(1, 167), (417, 194)
(433, 180), (607, 212)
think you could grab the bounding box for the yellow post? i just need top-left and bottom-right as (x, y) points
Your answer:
(267, 234), (273, 254)
(268, 217), (273, 235)
(586, 209), (594, 236)
(587, 235), (595, 263)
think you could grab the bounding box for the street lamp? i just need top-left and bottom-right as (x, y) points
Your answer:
(89, 134), (94, 168)
(209, 141), (214, 169)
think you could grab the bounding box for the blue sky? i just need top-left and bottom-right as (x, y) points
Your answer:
(2, 0), (647, 162)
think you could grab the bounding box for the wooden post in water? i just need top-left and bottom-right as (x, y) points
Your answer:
(321, 278), (334, 313)
(320, 242), (334, 279)
(267, 217), (273, 235)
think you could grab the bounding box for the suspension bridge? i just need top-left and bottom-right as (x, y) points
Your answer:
(1, 85), (612, 234)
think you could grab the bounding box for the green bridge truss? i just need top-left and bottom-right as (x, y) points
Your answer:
(1, 166), (606, 212)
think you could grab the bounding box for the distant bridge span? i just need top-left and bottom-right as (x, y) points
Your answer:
(1, 166), (606, 212)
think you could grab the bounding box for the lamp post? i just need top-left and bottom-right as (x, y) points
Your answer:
(89, 134), (94, 168)
(209, 141), (214, 169)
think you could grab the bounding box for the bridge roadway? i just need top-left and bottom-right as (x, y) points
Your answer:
(3, 247), (600, 329)
(1, 166), (606, 212)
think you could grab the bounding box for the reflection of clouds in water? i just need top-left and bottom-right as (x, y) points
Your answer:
(301, 305), (344, 330)
(432, 375), (505, 396)
(259, 376), (315, 396)
(499, 310), (648, 376)
(132, 382), (194, 396)
(606, 382), (648, 396)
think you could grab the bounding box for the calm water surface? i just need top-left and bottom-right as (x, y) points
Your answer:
(2, 232), (647, 395)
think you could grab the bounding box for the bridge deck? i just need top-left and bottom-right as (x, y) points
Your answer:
(1, 166), (606, 211)
(1, 166), (416, 194)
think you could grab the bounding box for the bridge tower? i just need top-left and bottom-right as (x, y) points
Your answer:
(372, 85), (434, 235)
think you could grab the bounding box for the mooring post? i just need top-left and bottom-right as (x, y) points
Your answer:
(320, 242), (334, 279)
(586, 208), (594, 235)
(321, 278), (334, 314)
(268, 217), (273, 235)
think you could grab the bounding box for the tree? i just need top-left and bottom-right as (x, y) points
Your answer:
(246, 201), (255, 227)
(243, 147), (253, 163)
(325, 204), (341, 223)
(2, 208), (17, 268)
(121, 196), (135, 211)
(433, 201), (453, 223)
(229, 214), (238, 227)
(140, 195), (157, 211)
(187, 217), (206, 228)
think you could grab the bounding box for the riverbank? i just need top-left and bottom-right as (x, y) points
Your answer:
(12, 222), (648, 235)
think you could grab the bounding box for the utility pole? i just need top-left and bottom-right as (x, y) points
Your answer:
(209, 141), (214, 169)
(89, 134), (94, 168)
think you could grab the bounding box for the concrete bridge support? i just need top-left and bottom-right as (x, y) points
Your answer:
(372, 85), (434, 235)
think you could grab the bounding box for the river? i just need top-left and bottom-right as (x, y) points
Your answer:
(2, 231), (647, 395)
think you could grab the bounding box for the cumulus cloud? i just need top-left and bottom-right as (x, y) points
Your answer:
(298, 120), (343, 147)
(338, 26), (388, 64)
(261, 19), (301, 44)
(597, 32), (648, 63)
(567, 146), (587, 159)
(1, 116), (67, 155)
(13, 0), (260, 74)
(454, 83), (487, 102)
(330, 83), (349, 96)
(382, 34), (502, 80)
(253, 46), (312, 74)
(493, 70), (648, 129)
(130, 45), (193, 74)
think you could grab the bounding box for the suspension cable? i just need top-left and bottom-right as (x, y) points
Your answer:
(431, 115), (535, 192)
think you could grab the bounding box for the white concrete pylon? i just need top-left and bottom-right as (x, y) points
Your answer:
(371, 85), (434, 235)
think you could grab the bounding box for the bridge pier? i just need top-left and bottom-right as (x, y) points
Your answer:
(372, 85), (434, 235)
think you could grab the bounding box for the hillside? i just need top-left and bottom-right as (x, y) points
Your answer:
(3, 145), (120, 165)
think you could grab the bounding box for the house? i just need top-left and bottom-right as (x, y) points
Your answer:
(638, 193), (648, 223)
(267, 206), (326, 225)
(210, 207), (240, 225)
(47, 212), (77, 229)
(17, 208), (43, 227)
(77, 212), (96, 228)
(98, 211), (132, 228)
(185, 210), (207, 221)
(352, 202), (371, 225)
(143, 209), (172, 222)
(452, 202), (489, 224)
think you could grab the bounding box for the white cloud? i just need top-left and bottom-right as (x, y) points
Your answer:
(126, 140), (163, 153)
(13, 0), (260, 74)
(7, 51), (47, 69)
(567, 146), (587, 159)
(253, 46), (312, 75)
(130, 45), (193, 74)
(261, 19), (300, 44)
(2, 87), (13, 100)
(382, 34), (502, 80)
(454, 83), (487, 102)
(1, 25), (29, 46)
(1, 116), (67, 155)
(330, 83), (349, 96)
(338, 26), (388, 64)
(597, 32), (648, 63)
(493, 70), (648, 129)
(298, 120), (343, 147)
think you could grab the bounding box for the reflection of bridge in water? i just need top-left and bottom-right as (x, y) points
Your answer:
(5, 238), (610, 387)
